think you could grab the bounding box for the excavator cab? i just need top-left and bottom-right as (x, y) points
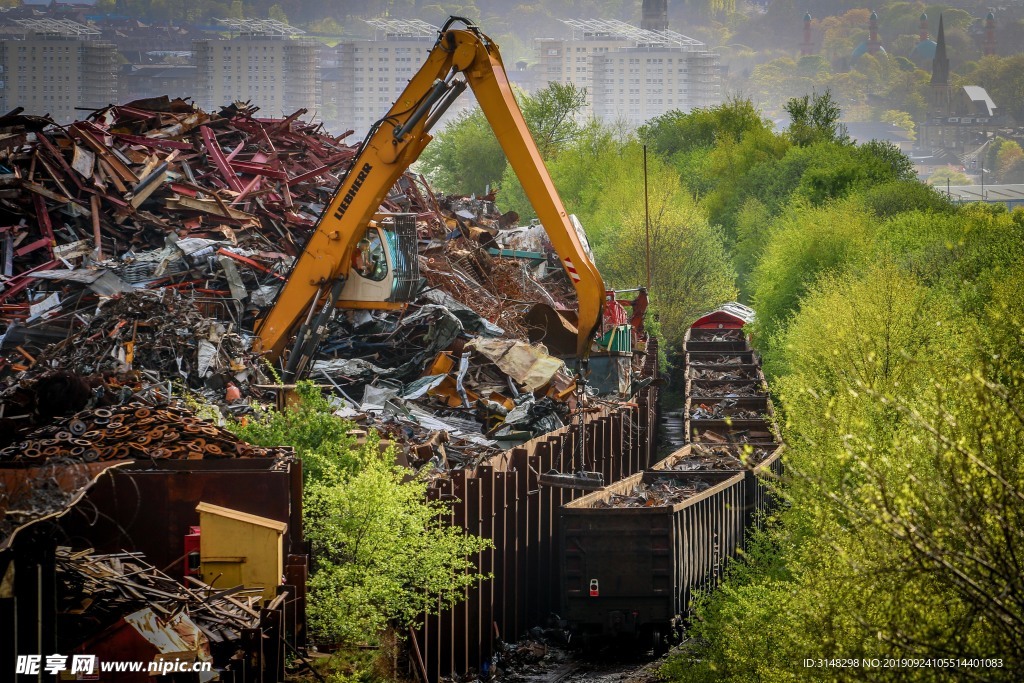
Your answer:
(338, 213), (421, 307)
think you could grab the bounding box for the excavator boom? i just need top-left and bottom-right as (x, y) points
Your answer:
(257, 18), (605, 379)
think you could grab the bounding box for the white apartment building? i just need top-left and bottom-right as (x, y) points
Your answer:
(334, 19), (484, 138)
(537, 19), (721, 128)
(193, 19), (319, 117)
(0, 19), (118, 124)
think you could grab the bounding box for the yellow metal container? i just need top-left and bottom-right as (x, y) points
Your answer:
(195, 502), (287, 603)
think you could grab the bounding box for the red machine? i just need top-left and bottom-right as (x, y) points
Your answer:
(183, 526), (201, 577)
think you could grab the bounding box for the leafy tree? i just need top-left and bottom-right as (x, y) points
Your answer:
(856, 139), (915, 181)
(878, 204), (1024, 315)
(880, 109), (915, 139)
(229, 380), (360, 482)
(597, 164), (737, 349)
(784, 90), (848, 147)
(792, 140), (914, 207)
(418, 107), (506, 195)
(419, 82), (587, 195)
(305, 440), (493, 646)
(268, 3), (288, 23)
(860, 180), (952, 219)
(995, 140), (1024, 182)
(732, 197), (771, 293)
(638, 98), (768, 160)
(518, 82), (587, 158)
(700, 124), (790, 233)
(749, 198), (875, 344)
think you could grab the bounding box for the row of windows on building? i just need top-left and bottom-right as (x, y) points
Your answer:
(220, 57), (279, 63)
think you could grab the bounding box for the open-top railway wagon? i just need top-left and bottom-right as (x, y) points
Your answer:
(558, 304), (783, 647)
(559, 469), (747, 650)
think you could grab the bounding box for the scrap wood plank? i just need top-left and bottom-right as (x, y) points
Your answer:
(34, 133), (86, 193)
(22, 180), (70, 205)
(70, 124), (139, 184)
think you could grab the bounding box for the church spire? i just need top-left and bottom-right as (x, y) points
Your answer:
(931, 14), (949, 86)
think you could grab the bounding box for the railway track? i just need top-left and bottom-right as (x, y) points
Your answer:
(509, 644), (663, 683)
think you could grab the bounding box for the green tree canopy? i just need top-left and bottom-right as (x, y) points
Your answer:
(784, 90), (849, 147)
(418, 82), (587, 195)
(305, 441), (492, 645)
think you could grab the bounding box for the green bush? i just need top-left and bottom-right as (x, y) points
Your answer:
(229, 381), (361, 481)
(305, 439), (493, 646)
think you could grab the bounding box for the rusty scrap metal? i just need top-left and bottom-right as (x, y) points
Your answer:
(0, 96), (415, 379)
(56, 546), (265, 646)
(661, 444), (778, 471)
(0, 402), (291, 464)
(689, 367), (759, 381)
(592, 475), (713, 508)
(689, 398), (765, 420)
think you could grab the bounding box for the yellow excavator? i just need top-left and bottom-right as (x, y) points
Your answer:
(255, 17), (607, 487)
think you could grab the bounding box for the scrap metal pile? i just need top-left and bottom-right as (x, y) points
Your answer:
(592, 476), (712, 509)
(0, 95), (399, 376)
(688, 397), (765, 420)
(0, 96), (628, 472)
(1, 401), (293, 463)
(56, 546), (266, 660)
(33, 288), (266, 388)
(689, 380), (763, 398)
(661, 443), (777, 471)
(689, 366), (759, 381)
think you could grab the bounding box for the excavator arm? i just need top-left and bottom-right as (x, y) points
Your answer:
(257, 17), (605, 380)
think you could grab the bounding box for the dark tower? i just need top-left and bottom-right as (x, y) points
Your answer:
(867, 10), (881, 55)
(800, 12), (814, 56)
(642, 0), (669, 32)
(984, 11), (996, 56)
(930, 14), (952, 115)
(931, 14), (949, 86)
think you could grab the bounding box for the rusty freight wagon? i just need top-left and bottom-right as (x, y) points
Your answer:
(558, 469), (746, 650)
(654, 443), (784, 536)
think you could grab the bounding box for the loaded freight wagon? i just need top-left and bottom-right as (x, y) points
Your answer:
(654, 443), (783, 536)
(681, 303), (783, 532)
(556, 304), (784, 650)
(559, 469), (746, 650)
